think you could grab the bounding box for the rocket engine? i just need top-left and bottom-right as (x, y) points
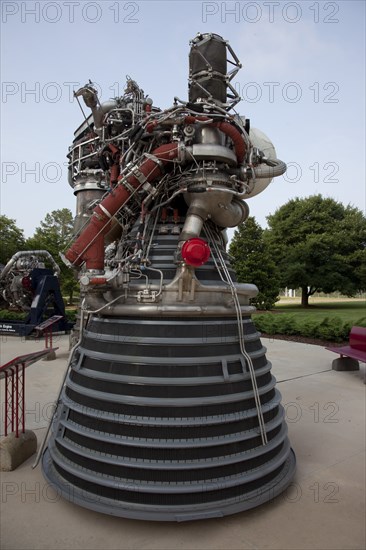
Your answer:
(0, 250), (61, 311)
(42, 33), (295, 521)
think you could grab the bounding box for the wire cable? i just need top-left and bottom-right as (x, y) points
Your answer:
(204, 224), (268, 445)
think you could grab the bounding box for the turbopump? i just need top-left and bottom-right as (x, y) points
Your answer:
(42, 33), (295, 521)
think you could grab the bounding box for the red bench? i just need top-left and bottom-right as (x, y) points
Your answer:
(326, 326), (366, 379)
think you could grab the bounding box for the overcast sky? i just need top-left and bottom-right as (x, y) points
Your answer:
(1, 0), (365, 239)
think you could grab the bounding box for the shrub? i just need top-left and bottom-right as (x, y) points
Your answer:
(0, 308), (76, 323)
(315, 317), (343, 341)
(297, 319), (314, 337)
(252, 312), (360, 342)
(275, 315), (298, 335)
(0, 309), (27, 320)
(65, 309), (77, 322)
(254, 314), (278, 335)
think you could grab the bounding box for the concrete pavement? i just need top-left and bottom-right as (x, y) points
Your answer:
(0, 333), (365, 550)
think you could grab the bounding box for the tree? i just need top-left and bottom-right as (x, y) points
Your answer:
(265, 195), (366, 307)
(0, 215), (25, 265)
(229, 216), (280, 310)
(26, 209), (78, 304)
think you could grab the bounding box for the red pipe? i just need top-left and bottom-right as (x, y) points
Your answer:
(107, 144), (121, 186)
(110, 164), (120, 186)
(183, 116), (210, 124)
(5, 372), (8, 436)
(214, 121), (246, 164)
(89, 277), (107, 285)
(22, 363), (25, 434)
(65, 143), (179, 269)
(15, 365), (19, 438)
(11, 371), (14, 433)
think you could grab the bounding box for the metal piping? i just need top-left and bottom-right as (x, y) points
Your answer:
(74, 85), (118, 138)
(64, 143), (180, 270)
(253, 159), (287, 179)
(148, 116), (248, 165)
(0, 250), (61, 280)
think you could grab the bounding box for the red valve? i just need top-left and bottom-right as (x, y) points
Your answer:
(181, 238), (210, 267)
(21, 276), (32, 290)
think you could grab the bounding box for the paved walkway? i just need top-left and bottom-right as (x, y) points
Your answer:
(0, 334), (365, 550)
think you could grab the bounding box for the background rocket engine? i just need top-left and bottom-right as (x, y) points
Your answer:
(42, 33), (295, 521)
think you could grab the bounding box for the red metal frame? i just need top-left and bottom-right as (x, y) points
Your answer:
(35, 315), (63, 349)
(1, 349), (57, 438)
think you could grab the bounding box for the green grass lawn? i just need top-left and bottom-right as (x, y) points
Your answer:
(252, 300), (366, 342)
(272, 301), (366, 323)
